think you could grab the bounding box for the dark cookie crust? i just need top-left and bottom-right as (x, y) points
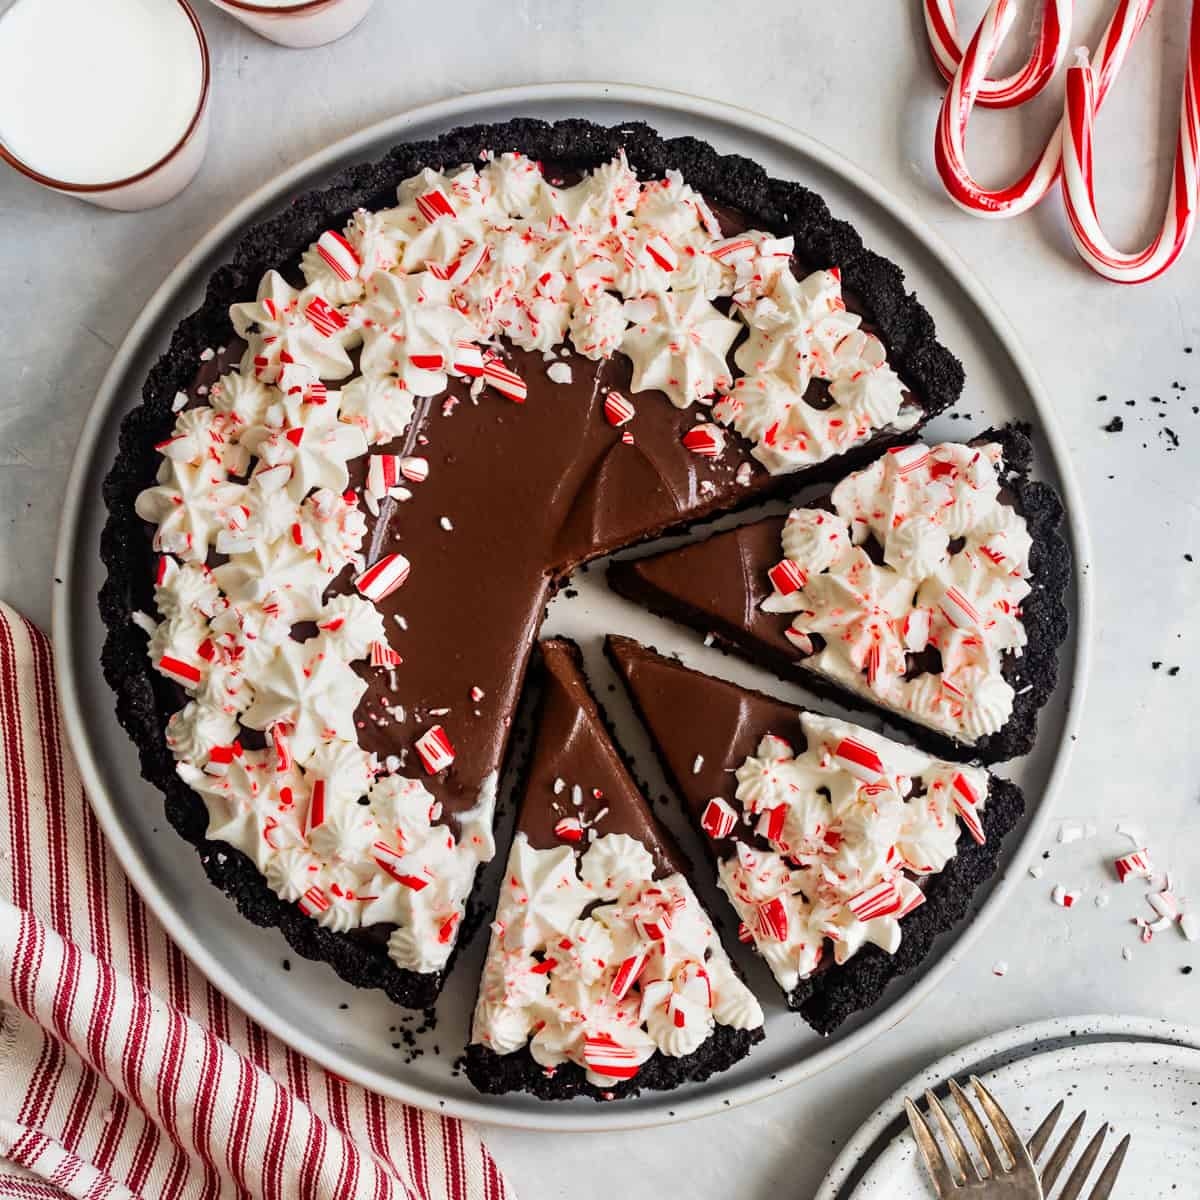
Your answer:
(98, 118), (965, 1007)
(464, 1022), (764, 1101)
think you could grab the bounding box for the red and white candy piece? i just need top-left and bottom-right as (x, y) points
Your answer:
(767, 559), (807, 597)
(923, 0), (1070, 107)
(1061, 6), (1200, 285)
(554, 817), (584, 843)
(610, 952), (647, 1002)
(271, 723), (293, 773)
(298, 886), (330, 916)
(1114, 848), (1153, 883)
(369, 641), (402, 668)
(415, 724), (455, 774)
(316, 230), (361, 281)
(755, 896), (790, 941)
(888, 443), (932, 476)
(304, 296), (348, 338)
(643, 234), (678, 273)
(305, 778), (327, 836)
(603, 392), (636, 427)
(784, 627), (815, 655)
(354, 553), (411, 602)
(700, 797), (738, 840)
(833, 736), (886, 785)
(366, 454), (402, 499)
(681, 423), (725, 458)
(847, 879), (903, 922)
(1051, 884), (1078, 908)
(756, 805), (788, 846)
(398, 455), (429, 484)
(158, 654), (202, 688)
(415, 187), (455, 223)
(481, 355), (527, 403)
(373, 842), (429, 890)
(452, 340), (485, 378)
(583, 1033), (646, 1081)
(951, 772), (986, 845)
(940, 586), (981, 630)
(902, 609), (932, 651)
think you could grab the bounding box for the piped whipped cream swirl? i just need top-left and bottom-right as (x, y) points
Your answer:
(713, 714), (989, 993)
(471, 832), (763, 1084)
(133, 153), (921, 974)
(762, 441), (1033, 743)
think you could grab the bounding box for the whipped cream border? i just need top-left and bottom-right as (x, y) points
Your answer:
(132, 152), (920, 976)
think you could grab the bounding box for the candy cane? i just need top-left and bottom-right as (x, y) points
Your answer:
(1061, 4), (1200, 283)
(924, 0), (1071, 107)
(935, 0), (1153, 218)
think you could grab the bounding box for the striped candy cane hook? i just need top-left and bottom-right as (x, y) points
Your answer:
(1062, 3), (1200, 283)
(934, 0), (1155, 218)
(924, 0), (1072, 107)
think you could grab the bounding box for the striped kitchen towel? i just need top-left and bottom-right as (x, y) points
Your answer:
(0, 602), (512, 1200)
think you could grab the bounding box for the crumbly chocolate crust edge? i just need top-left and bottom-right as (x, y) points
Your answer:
(603, 635), (1027, 1036)
(609, 421), (1071, 766)
(97, 117), (967, 1008)
(464, 1022), (764, 1102)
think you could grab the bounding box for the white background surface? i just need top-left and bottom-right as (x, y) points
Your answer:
(2, 2), (1198, 1197)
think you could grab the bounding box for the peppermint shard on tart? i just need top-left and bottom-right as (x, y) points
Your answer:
(605, 636), (1025, 1034)
(609, 425), (1069, 763)
(100, 119), (966, 1009)
(466, 640), (764, 1100)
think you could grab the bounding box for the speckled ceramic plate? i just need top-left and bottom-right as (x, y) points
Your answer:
(817, 1014), (1200, 1199)
(52, 83), (1091, 1130)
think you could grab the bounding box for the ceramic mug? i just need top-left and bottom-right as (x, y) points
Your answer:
(0, 0), (211, 211)
(206, 0), (375, 48)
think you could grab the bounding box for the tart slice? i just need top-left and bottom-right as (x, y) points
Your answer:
(609, 425), (1069, 763)
(605, 635), (1024, 1034)
(466, 639), (764, 1101)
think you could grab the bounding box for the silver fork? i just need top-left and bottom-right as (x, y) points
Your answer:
(905, 1075), (1042, 1197)
(1027, 1101), (1131, 1200)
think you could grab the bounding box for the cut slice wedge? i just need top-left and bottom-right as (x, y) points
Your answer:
(465, 638), (764, 1101)
(605, 634), (1025, 1035)
(609, 425), (1069, 763)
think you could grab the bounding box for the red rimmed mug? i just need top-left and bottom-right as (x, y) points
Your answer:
(0, 0), (211, 211)
(206, 0), (375, 48)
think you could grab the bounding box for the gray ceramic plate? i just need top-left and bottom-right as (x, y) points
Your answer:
(52, 83), (1092, 1130)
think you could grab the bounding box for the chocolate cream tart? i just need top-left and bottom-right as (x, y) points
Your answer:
(606, 635), (1025, 1035)
(609, 424), (1069, 764)
(99, 119), (964, 1010)
(465, 639), (763, 1100)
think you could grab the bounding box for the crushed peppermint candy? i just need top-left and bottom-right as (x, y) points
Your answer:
(546, 362), (573, 385)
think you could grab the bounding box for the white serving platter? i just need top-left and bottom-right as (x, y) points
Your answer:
(52, 82), (1092, 1131)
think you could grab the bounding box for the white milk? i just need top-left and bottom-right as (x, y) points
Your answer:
(0, 0), (204, 184)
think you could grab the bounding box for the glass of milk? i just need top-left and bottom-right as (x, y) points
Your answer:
(206, 0), (375, 48)
(0, 0), (211, 211)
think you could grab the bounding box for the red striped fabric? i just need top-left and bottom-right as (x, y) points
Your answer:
(0, 604), (512, 1200)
